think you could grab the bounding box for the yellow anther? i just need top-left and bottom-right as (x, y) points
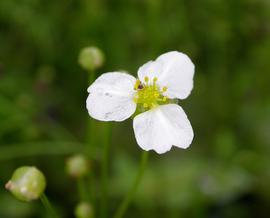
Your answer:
(133, 76), (170, 109)
(162, 86), (168, 92)
(134, 80), (141, 90)
(144, 76), (149, 83)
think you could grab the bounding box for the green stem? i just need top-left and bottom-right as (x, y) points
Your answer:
(113, 151), (149, 218)
(86, 69), (96, 208)
(87, 69), (96, 150)
(40, 194), (58, 218)
(88, 170), (96, 204)
(77, 178), (88, 201)
(89, 70), (95, 82)
(100, 124), (112, 218)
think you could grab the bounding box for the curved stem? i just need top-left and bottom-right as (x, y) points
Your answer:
(113, 151), (149, 218)
(40, 194), (58, 218)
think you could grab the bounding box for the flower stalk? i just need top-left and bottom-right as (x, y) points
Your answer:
(77, 178), (88, 201)
(40, 193), (58, 218)
(100, 123), (112, 218)
(113, 151), (149, 218)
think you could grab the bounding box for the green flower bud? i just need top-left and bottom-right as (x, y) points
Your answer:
(75, 202), (94, 218)
(78, 46), (104, 71)
(66, 154), (90, 178)
(5, 166), (46, 202)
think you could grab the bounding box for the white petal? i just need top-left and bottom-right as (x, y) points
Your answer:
(86, 72), (137, 121)
(133, 104), (193, 154)
(138, 51), (195, 99)
(137, 60), (163, 82)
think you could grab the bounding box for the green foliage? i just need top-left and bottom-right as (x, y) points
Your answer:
(0, 0), (270, 217)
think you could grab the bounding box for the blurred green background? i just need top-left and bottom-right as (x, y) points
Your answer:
(1, 0), (270, 217)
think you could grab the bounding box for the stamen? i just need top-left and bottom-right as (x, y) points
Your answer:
(138, 84), (144, 89)
(133, 76), (169, 109)
(144, 76), (149, 83)
(162, 86), (167, 92)
(134, 80), (141, 90)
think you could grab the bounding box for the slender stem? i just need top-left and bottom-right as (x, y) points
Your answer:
(40, 194), (58, 218)
(88, 170), (96, 203)
(100, 124), (112, 218)
(88, 69), (95, 83)
(86, 69), (96, 208)
(77, 177), (88, 201)
(113, 151), (149, 218)
(87, 69), (96, 150)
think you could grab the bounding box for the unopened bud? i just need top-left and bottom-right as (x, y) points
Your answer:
(66, 154), (90, 178)
(75, 202), (94, 218)
(5, 166), (46, 202)
(78, 46), (104, 71)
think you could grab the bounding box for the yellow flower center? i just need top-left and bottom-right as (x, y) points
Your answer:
(133, 76), (168, 109)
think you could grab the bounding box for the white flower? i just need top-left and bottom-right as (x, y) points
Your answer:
(86, 51), (194, 154)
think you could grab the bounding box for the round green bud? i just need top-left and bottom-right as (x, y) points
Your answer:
(66, 154), (90, 178)
(78, 46), (104, 71)
(5, 166), (46, 202)
(75, 202), (94, 218)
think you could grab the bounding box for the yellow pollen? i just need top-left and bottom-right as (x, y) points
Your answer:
(134, 80), (141, 90)
(144, 76), (149, 83)
(162, 86), (168, 92)
(133, 77), (169, 109)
